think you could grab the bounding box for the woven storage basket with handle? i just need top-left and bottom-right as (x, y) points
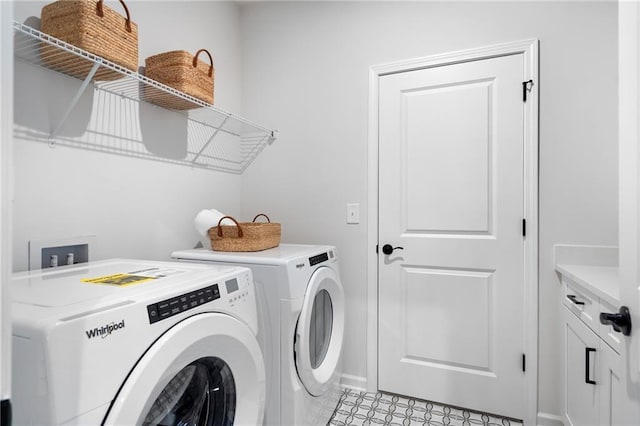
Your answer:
(40, 0), (138, 81)
(209, 214), (281, 252)
(144, 49), (214, 110)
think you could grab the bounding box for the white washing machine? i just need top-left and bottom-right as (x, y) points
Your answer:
(10, 259), (265, 425)
(172, 244), (345, 426)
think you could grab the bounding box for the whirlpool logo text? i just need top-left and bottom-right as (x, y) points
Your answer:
(85, 320), (125, 340)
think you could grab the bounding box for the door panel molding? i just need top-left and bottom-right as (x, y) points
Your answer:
(367, 39), (538, 425)
(402, 78), (494, 234)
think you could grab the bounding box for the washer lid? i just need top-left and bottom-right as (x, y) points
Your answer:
(11, 259), (240, 308)
(104, 312), (265, 425)
(294, 266), (345, 396)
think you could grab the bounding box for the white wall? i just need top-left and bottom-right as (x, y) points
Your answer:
(240, 1), (618, 419)
(12, 1), (244, 272)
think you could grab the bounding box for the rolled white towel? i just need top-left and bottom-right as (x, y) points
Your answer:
(194, 209), (234, 236)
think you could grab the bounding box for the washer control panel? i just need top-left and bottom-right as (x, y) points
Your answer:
(147, 284), (220, 324)
(309, 251), (333, 266)
(226, 276), (250, 307)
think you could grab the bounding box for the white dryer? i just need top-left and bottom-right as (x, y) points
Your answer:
(172, 244), (345, 426)
(11, 259), (265, 425)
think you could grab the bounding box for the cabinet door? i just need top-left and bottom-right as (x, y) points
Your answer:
(598, 340), (624, 426)
(564, 307), (600, 426)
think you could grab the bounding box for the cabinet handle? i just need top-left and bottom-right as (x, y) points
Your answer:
(585, 347), (596, 385)
(566, 294), (585, 306)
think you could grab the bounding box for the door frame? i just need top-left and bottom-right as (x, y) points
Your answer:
(1, 0), (14, 418)
(366, 39), (539, 425)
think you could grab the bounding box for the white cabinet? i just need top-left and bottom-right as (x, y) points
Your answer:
(561, 275), (627, 426)
(563, 307), (599, 426)
(563, 305), (624, 426)
(598, 337), (624, 426)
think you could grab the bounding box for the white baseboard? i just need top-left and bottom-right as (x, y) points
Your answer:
(340, 373), (367, 392)
(537, 412), (564, 426)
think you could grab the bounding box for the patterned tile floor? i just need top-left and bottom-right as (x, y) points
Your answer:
(329, 389), (523, 426)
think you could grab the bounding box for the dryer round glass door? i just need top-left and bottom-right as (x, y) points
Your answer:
(295, 266), (345, 396)
(103, 313), (265, 426)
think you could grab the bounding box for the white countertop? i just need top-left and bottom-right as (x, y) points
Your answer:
(555, 263), (620, 307)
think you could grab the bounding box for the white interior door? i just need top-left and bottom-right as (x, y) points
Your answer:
(378, 53), (526, 419)
(617, 2), (640, 423)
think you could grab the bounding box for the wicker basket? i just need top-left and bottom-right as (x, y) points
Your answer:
(40, 0), (138, 81)
(209, 214), (281, 252)
(144, 49), (214, 110)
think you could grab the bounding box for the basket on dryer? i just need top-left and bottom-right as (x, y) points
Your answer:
(209, 214), (281, 252)
(40, 0), (139, 81)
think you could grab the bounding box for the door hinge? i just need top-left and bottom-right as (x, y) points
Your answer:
(522, 79), (533, 102)
(522, 354), (526, 372)
(522, 219), (526, 237)
(376, 244), (379, 254)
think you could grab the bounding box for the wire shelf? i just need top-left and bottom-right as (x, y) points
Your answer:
(12, 21), (276, 174)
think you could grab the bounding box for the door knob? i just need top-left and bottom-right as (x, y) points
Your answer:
(599, 306), (632, 336)
(382, 244), (404, 255)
